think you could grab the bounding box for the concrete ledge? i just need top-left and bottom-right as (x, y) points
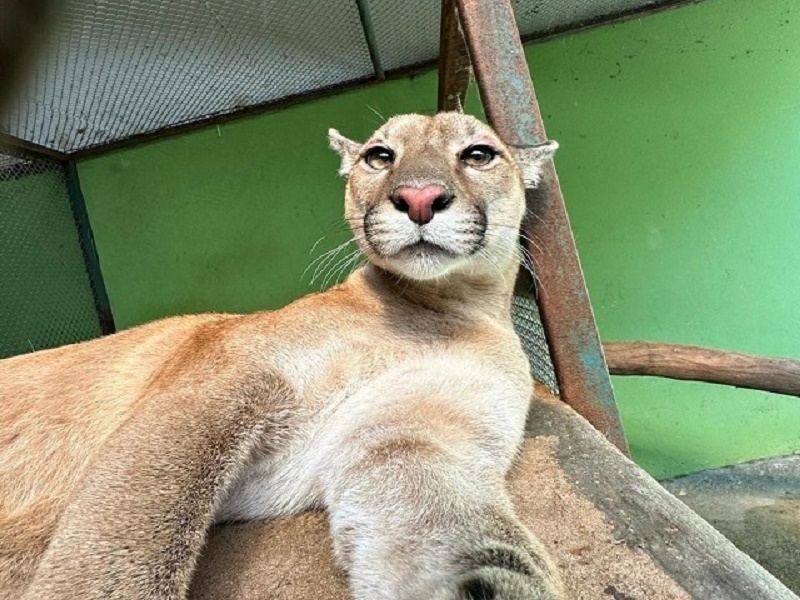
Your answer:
(663, 455), (800, 594)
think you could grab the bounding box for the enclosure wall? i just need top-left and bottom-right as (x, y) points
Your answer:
(76, 0), (800, 479)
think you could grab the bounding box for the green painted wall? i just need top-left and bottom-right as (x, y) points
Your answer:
(534, 0), (800, 479)
(77, 0), (800, 479)
(76, 77), (482, 327)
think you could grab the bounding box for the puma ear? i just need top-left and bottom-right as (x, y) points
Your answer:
(512, 140), (559, 187)
(328, 128), (362, 176)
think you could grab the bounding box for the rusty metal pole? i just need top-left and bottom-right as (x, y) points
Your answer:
(437, 0), (471, 112)
(453, 0), (629, 453)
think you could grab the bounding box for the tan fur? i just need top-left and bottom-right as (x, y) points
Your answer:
(0, 113), (561, 600)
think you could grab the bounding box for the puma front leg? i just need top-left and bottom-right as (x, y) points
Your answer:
(320, 363), (564, 600)
(22, 367), (298, 600)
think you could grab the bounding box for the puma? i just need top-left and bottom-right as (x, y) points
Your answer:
(0, 112), (562, 600)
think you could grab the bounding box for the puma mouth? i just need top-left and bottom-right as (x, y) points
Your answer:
(363, 224), (487, 260)
(399, 241), (458, 258)
(361, 205), (493, 280)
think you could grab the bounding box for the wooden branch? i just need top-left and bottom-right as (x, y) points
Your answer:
(603, 341), (800, 398)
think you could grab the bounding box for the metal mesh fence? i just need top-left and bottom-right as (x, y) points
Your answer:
(368, 0), (441, 72)
(512, 0), (667, 38)
(0, 151), (103, 358)
(367, 0), (664, 79)
(4, 0), (374, 154)
(512, 293), (559, 394)
(2, 0), (666, 156)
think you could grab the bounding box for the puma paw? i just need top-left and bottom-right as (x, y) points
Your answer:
(454, 542), (564, 600)
(456, 566), (563, 600)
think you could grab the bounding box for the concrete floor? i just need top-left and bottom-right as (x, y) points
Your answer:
(663, 455), (800, 594)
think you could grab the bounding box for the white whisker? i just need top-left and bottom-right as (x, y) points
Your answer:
(322, 249), (362, 289)
(306, 239), (356, 284)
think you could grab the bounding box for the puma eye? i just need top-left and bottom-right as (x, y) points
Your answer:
(363, 146), (394, 170)
(460, 144), (498, 168)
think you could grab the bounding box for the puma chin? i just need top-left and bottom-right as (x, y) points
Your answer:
(330, 112), (558, 281)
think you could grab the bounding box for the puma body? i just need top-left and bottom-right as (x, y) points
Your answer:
(0, 113), (562, 599)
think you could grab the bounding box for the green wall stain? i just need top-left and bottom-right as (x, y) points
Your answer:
(77, 0), (800, 479)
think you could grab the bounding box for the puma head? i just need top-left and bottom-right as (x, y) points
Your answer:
(329, 112), (557, 282)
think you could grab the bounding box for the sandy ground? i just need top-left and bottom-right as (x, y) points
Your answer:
(191, 435), (690, 600)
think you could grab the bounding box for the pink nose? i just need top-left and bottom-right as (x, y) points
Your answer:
(390, 185), (451, 225)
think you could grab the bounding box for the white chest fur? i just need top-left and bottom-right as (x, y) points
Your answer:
(216, 351), (531, 524)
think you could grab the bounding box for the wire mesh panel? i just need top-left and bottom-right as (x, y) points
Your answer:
(511, 0), (667, 37)
(366, 0), (665, 75)
(0, 151), (102, 358)
(2, 0), (675, 155)
(367, 0), (442, 72)
(512, 293), (559, 394)
(3, 0), (374, 154)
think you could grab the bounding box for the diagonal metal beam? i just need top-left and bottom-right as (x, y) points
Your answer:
(454, 0), (629, 453)
(437, 0), (471, 112)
